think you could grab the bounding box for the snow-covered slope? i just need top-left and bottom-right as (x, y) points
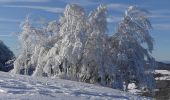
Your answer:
(155, 70), (170, 80)
(0, 72), (150, 100)
(155, 70), (170, 75)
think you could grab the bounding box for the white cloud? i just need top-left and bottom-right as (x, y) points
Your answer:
(150, 9), (170, 19)
(0, 17), (21, 23)
(150, 14), (170, 18)
(107, 3), (128, 11)
(107, 3), (127, 9)
(107, 16), (122, 23)
(58, 0), (98, 6)
(0, 34), (12, 37)
(153, 23), (170, 31)
(151, 9), (170, 14)
(106, 3), (128, 23)
(3, 5), (64, 13)
(0, 0), (50, 3)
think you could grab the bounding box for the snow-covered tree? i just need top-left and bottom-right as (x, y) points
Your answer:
(12, 16), (49, 75)
(12, 4), (156, 92)
(111, 6), (156, 91)
(81, 5), (115, 85)
(36, 4), (86, 78)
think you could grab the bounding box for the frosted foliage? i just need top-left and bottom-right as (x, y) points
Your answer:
(47, 20), (60, 35)
(12, 4), (156, 92)
(112, 6), (156, 91)
(58, 4), (86, 64)
(123, 6), (153, 52)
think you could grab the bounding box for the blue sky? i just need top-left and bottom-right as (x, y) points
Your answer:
(0, 0), (170, 62)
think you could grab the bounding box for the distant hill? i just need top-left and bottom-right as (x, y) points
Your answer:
(162, 61), (170, 64)
(0, 40), (14, 72)
(156, 61), (170, 70)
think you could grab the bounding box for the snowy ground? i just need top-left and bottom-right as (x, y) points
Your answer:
(155, 70), (170, 75)
(0, 72), (151, 100)
(155, 70), (170, 80)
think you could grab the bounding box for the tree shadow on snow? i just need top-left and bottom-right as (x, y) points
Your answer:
(73, 90), (129, 99)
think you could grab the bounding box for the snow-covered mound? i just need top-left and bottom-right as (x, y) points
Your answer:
(0, 40), (14, 72)
(155, 70), (170, 80)
(155, 70), (170, 75)
(0, 72), (150, 100)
